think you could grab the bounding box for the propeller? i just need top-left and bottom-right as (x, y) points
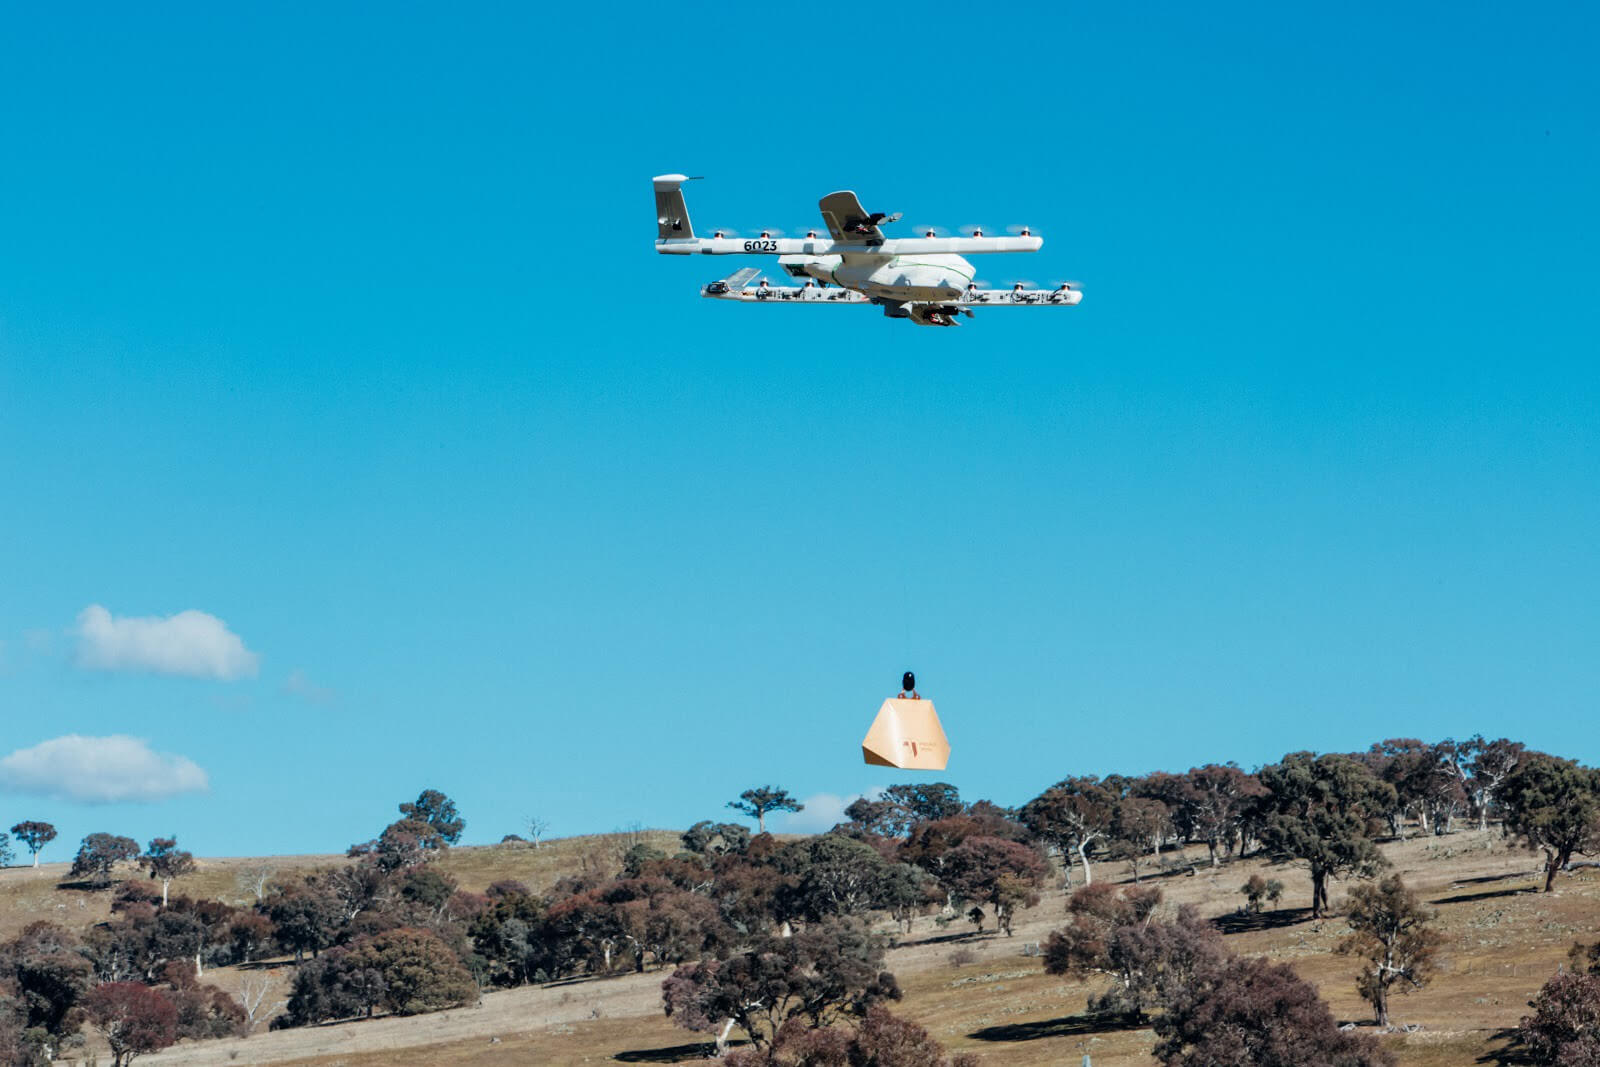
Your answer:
(755, 227), (786, 238)
(1005, 224), (1037, 237)
(710, 227), (741, 239)
(911, 224), (951, 238)
(958, 223), (991, 238)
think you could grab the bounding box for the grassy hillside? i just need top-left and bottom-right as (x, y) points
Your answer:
(6, 828), (1595, 1065)
(0, 830), (682, 942)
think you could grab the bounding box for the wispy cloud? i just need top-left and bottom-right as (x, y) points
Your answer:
(0, 735), (210, 804)
(282, 668), (336, 704)
(73, 604), (259, 681)
(771, 788), (885, 835)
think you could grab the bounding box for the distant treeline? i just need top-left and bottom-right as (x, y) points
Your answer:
(4, 738), (1599, 1065)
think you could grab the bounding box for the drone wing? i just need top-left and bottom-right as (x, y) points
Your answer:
(819, 191), (884, 244)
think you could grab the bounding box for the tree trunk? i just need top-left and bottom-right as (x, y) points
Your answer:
(1206, 840), (1218, 868)
(716, 1018), (736, 1056)
(195, 951), (203, 977)
(1544, 848), (1569, 892)
(31, 852), (38, 868)
(1310, 869), (1327, 918)
(757, 812), (766, 833)
(1077, 841), (1093, 886)
(162, 879), (170, 907)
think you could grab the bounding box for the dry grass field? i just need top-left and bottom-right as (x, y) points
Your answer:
(6, 827), (1595, 1066)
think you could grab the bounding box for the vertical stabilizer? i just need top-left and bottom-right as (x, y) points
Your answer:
(653, 174), (697, 240)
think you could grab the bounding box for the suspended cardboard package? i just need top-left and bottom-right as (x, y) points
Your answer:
(862, 699), (950, 770)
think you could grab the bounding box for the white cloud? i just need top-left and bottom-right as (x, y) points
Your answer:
(0, 735), (210, 804)
(771, 789), (885, 835)
(282, 668), (335, 704)
(74, 604), (259, 681)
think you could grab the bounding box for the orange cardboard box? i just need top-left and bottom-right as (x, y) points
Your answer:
(862, 698), (950, 770)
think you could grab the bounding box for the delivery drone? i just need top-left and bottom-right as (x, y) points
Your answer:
(653, 175), (1082, 327)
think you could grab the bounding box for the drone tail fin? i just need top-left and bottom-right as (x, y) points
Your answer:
(653, 174), (697, 240)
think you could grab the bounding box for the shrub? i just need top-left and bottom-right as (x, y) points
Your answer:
(1515, 972), (1600, 1065)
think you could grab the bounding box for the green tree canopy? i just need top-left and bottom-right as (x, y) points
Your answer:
(1257, 752), (1395, 917)
(727, 786), (804, 833)
(1338, 875), (1442, 1026)
(142, 837), (196, 907)
(397, 789), (465, 845)
(10, 821), (58, 867)
(70, 833), (142, 889)
(1498, 752), (1600, 892)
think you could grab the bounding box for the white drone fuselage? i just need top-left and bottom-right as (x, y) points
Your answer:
(793, 252), (973, 303)
(652, 174), (1079, 327)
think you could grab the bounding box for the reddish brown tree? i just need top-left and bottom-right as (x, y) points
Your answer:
(82, 982), (179, 1066)
(160, 961), (247, 1040)
(1515, 972), (1600, 1065)
(1020, 777), (1117, 885)
(0, 920), (93, 1045)
(226, 910), (276, 964)
(1043, 883), (1162, 976)
(723, 1005), (978, 1066)
(1111, 796), (1172, 881)
(544, 889), (628, 974)
(1153, 955), (1393, 1066)
(936, 836), (1046, 936)
(1175, 765), (1265, 867)
(347, 818), (445, 872)
(1043, 886), (1217, 1019)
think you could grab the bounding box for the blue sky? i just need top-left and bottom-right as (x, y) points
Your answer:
(1, 3), (1596, 858)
